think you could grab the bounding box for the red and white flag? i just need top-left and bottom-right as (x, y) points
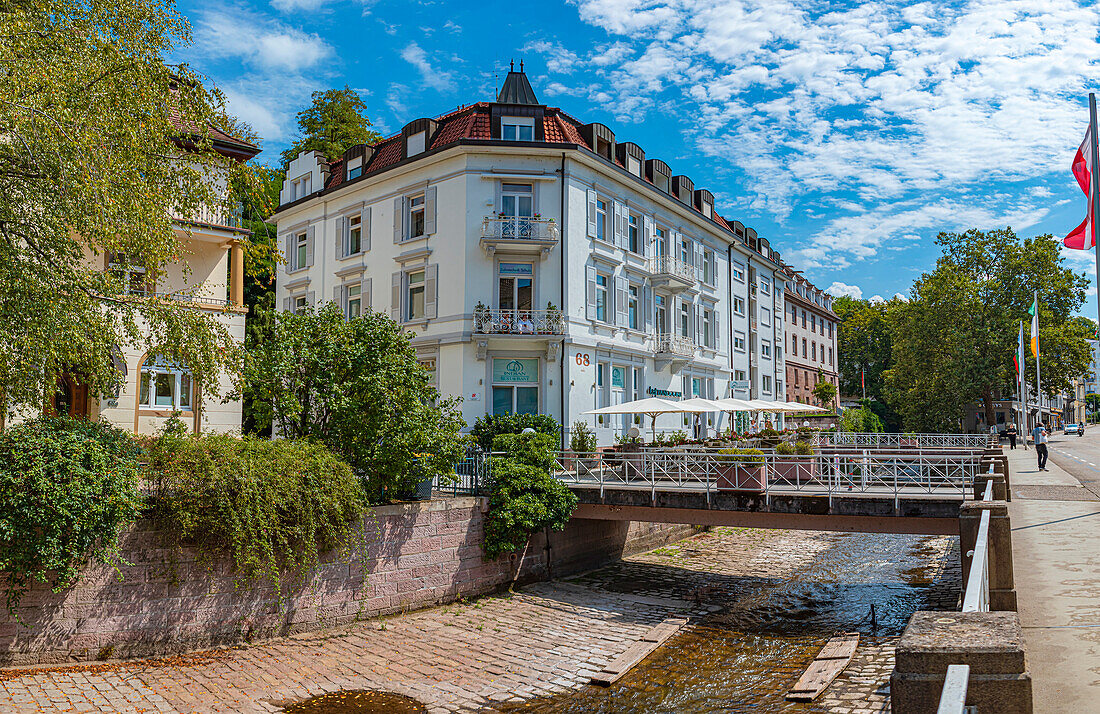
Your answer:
(1065, 127), (1095, 249)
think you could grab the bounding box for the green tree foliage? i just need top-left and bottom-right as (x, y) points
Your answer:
(838, 405), (885, 433)
(482, 461), (577, 560)
(886, 229), (1090, 431)
(811, 369), (838, 408)
(146, 428), (362, 597)
(491, 432), (558, 472)
(280, 87), (382, 166)
(834, 295), (894, 400)
(0, 0), (261, 414)
(242, 303), (466, 499)
(470, 413), (559, 451)
(0, 417), (143, 613)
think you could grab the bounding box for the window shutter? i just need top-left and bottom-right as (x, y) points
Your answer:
(283, 297), (291, 312)
(695, 244), (705, 281)
(334, 216), (345, 259)
(305, 225), (316, 268)
(333, 284), (343, 308)
(285, 235), (294, 271)
(642, 285), (653, 333)
(363, 278), (372, 309)
(695, 303), (703, 344)
(615, 275), (629, 326)
(362, 207), (371, 252)
(424, 186), (437, 235)
(642, 215), (653, 257)
(586, 265), (598, 320)
(393, 197), (404, 243)
(713, 309), (721, 349)
(305, 290), (315, 307)
(586, 189), (598, 238)
(612, 201), (624, 249)
(424, 263), (438, 319)
(391, 272), (402, 321)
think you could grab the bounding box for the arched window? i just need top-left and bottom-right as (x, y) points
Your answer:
(139, 353), (193, 411)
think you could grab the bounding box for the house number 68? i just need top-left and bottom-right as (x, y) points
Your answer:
(575, 353), (590, 366)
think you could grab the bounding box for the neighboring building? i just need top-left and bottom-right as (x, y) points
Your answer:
(10, 121), (260, 435)
(272, 68), (788, 443)
(782, 269), (839, 409)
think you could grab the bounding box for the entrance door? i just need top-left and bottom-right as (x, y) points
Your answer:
(52, 372), (90, 419)
(500, 183), (534, 238)
(611, 366), (627, 433)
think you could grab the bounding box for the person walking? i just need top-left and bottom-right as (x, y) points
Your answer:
(1032, 422), (1049, 471)
(1006, 422), (1018, 449)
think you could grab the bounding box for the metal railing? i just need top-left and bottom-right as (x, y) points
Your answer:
(435, 446), (494, 496)
(962, 475), (995, 612)
(474, 308), (566, 335)
(552, 449), (979, 503)
(647, 255), (695, 282)
(936, 664), (973, 713)
(653, 333), (695, 356)
(481, 216), (559, 241)
(818, 433), (991, 449)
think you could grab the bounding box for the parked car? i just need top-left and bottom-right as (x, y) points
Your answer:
(1065, 423), (1080, 435)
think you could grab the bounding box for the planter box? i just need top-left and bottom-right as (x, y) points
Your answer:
(772, 457), (817, 484)
(716, 464), (766, 492)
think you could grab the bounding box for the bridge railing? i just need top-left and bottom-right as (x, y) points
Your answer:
(552, 449), (980, 500)
(816, 432), (992, 449)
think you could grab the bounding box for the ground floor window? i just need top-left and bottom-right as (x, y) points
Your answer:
(492, 357), (539, 415)
(139, 353), (193, 411)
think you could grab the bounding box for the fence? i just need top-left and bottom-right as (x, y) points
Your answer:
(552, 449), (980, 504)
(435, 446), (494, 496)
(818, 432), (992, 449)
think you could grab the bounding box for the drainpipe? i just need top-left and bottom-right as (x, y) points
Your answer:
(559, 152), (568, 449)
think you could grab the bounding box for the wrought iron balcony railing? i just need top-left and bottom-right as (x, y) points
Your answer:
(474, 308), (566, 335)
(647, 256), (695, 283)
(480, 216), (559, 241)
(653, 333), (695, 356)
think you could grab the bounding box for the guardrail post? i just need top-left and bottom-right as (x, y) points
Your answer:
(960, 500), (1016, 612)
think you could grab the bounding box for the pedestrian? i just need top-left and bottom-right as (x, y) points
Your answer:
(1006, 422), (1017, 450)
(1032, 421), (1049, 471)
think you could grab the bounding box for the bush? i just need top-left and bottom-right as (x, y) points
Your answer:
(482, 459), (577, 560)
(492, 432), (557, 472)
(0, 417), (143, 613)
(794, 440), (815, 456)
(146, 430), (363, 596)
(717, 448), (765, 465)
(471, 413), (559, 451)
(756, 428), (782, 449)
(839, 406), (885, 433)
(569, 421), (598, 453)
(776, 441), (796, 456)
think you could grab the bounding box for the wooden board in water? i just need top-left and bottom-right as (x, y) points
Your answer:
(786, 632), (860, 702)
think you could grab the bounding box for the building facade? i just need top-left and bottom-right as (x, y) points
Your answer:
(273, 70), (788, 443)
(782, 270), (839, 409)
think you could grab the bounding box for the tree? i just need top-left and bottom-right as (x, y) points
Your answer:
(834, 295), (893, 400)
(242, 303), (466, 499)
(811, 369), (837, 409)
(280, 87), (382, 166)
(886, 228), (1090, 431)
(0, 0), (259, 415)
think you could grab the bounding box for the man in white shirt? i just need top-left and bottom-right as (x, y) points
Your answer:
(1032, 422), (1049, 471)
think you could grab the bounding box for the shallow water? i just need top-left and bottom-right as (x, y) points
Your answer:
(282, 689), (428, 714)
(500, 532), (954, 713)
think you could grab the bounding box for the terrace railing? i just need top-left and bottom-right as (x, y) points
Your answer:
(474, 308), (566, 335)
(817, 433), (991, 449)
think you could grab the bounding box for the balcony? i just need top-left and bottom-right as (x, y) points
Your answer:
(480, 216), (559, 259)
(648, 256), (695, 292)
(474, 308), (566, 336)
(653, 332), (694, 370)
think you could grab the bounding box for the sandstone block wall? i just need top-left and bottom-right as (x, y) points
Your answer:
(0, 498), (696, 665)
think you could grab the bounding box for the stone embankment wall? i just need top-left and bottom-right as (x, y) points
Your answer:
(0, 498), (696, 666)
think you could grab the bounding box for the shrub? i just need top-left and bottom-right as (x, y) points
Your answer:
(569, 421), (598, 454)
(839, 406), (885, 433)
(471, 413), (558, 451)
(482, 460), (577, 560)
(776, 441), (796, 456)
(146, 431), (363, 596)
(756, 428), (782, 449)
(716, 448), (765, 465)
(794, 440), (815, 456)
(0, 417), (143, 613)
(492, 432), (557, 472)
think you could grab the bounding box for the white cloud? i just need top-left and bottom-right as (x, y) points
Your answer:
(826, 281), (863, 299)
(192, 8), (332, 73)
(401, 42), (455, 92)
(869, 294), (886, 304)
(894, 292), (908, 301)
(270, 0), (327, 11)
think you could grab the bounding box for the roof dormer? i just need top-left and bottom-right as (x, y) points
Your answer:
(342, 143), (375, 181)
(693, 189), (714, 218)
(581, 123), (615, 162)
(617, 142), (645, 178)
(402, 118), (439, 160)
(280, 149), (330, 206)
(671, 175), (693, 204)
(645, 158), (671, 194)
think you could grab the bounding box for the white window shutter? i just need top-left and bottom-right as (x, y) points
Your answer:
(586, 189), (598, 238)
(285, 235), (294, 271)
(713, 309), (721, 349)
(362, 207), (371, 252)
(641, 215), (652, 257)
(305, 225), (316, 268)
(334, 216), (345, 259)
(424, 186), (437, 235)
(393, 197), (404, 243)
(612, 201), (624, 249)
(642, 285), (653, 332)
(391, 272), (402, 321)
(424, 263), (438, 319)
(695, 304), (702, 344)
(305, 290), (315, 307)
(363, 278), (372, 309)
(586, 265), (598, 320)
(283, 296), (291, 312)
(333, 284), (343, 307)
(695, 244), (704, 281)
(615, 275), (629, 326)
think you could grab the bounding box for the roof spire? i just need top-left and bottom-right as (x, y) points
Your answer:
(510, 59), (514, 72)
(520, 59), (524, 72)
(496, 61), (540, 105)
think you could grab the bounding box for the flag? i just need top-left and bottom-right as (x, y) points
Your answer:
(1030, 294), (1040, 358)
(861, 369), (865, 390)
(1065, 126), (1095, 249)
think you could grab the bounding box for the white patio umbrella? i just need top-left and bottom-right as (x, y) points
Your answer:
(584, 397), (709, 441)
(781, 401), (826, 412)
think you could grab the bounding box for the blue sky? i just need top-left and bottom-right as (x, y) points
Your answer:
(175, 0), (1100, 314)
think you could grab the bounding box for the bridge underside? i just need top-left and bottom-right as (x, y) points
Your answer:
(570, 487), (962, 536)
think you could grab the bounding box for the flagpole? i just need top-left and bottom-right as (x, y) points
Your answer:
(1035, 289), (1042, 428)
(1090, 93), (1100, 359)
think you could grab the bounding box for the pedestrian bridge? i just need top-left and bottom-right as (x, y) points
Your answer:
(551, 436), (1001, 536)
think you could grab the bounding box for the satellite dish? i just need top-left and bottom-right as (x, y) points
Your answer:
(628, 426), (641, 438)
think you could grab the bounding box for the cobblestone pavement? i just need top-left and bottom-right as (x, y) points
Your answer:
(0, 528), (959, 713)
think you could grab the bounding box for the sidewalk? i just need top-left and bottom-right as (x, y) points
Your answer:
(1005, 447), (1100, 712)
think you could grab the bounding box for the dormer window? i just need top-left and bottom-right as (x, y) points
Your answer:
(595, 137), (612, 160)
(407, 130), (426, 156)
(291, 173), (312, 201)
(654, 173), (669, 193)
(347, 157), (363, 180)
(502, 116), (534, 141)
(702, 202), (712, 218)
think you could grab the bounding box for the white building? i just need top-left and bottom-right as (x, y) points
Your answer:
(272, 68), (788, 443)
